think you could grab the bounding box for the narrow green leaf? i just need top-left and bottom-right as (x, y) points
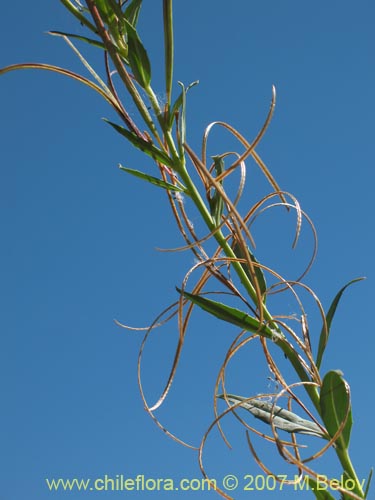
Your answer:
(233, 242), (267, 301)
(177, 81), (187, 155)
(320, 370), (352, 450)
(125, 0), (142, 27)
(167, 92), (183, 128)
(208, 155), (225, 227)
(103, 119), (175, 168)
(124, 19), (151, 88)
(177, 289), (281, 340)
(219, 394), (326, 438)
(163, 0), (174, 109)
(316, 278), (364, 369)
(59, 35), (115, 99)
(306, 478), (337, 500)
(364, 468), (373, 498)
(49, 31), (105, 50)
(119, 165), (185, 192)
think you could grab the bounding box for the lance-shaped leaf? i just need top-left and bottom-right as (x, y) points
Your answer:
(49, 31), (106, 50)
(305, 478), (337, 500)
(124, 19), (151, 88)
(232, 242), (267, 302)
(320, 370), (352, 450)
(316, 278), (364, 369)
(218, 394), (327, 438)
(177, 289), (282, 341)
(364, 468), (373, 499)
(125, 0), (142, 28)
(103, 119), (175, 168)
(177, 81), (187, 155)
(176, 80), (200, 154)
(119, 165), (185, 192)
(163, 0), (174, 108)
(208, 155), (225, 227)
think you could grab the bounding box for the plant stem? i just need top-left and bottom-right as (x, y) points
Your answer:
(161, 141), (326, 414)
(177, 158), (274, 323)
(163, 0), (174, 112)
(336, 447), (365, 498)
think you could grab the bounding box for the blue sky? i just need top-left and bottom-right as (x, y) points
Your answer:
(1, 1), (374, 499)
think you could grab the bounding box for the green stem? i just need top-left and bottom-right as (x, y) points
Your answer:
(145, 85), (166, 135)
(178, 158), (322, 410)
(163, 0), (174, 112)
(336, 447), (365, 498)
(177, 160), (272, 320)
(130, 0), (324, 431)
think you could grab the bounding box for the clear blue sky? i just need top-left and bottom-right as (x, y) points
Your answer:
(1, 2), (374, 499)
